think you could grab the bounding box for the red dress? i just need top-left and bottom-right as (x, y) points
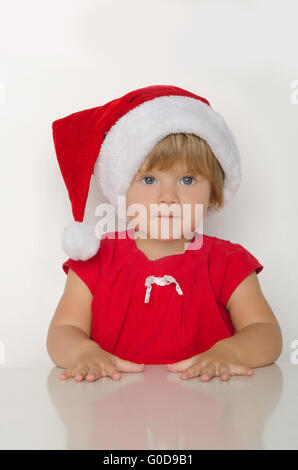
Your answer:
(62, 228), (263, 365)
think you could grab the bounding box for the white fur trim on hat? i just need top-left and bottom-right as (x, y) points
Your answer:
(94, 95), (241, 219)
(61, 221), (101, 261)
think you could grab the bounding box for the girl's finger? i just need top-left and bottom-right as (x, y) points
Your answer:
(59, 369), (72, 380)
(72, 365), (90, 381)
(180, 362), (211, 380)
(180, 360), (203, 379)
(85, 365), (103, 382)
(116, 359), (145, 373)
(198, 363), (216, 381)
(218, 363), (231, 381)
(229, 363), (254, 376)
(167, 357), (197, 372)
(103, 363), (122, 380)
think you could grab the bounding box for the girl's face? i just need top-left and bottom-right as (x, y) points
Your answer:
(126, 160), (211, 240)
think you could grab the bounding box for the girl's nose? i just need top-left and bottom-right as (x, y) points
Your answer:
(157, 187), (179, 206)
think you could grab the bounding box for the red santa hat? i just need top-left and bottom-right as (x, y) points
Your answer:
(52, 84), (241, 261)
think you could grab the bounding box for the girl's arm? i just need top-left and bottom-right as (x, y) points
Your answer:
(218, 271), (283, 368)
(46, 269), (102, 369)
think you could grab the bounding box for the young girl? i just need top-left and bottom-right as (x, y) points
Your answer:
(47, 84), (282, 383)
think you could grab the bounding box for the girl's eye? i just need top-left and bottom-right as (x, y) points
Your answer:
(141, 176), (156, 185)
(140, 175), (196, 185)
(181, 176), (195, 185)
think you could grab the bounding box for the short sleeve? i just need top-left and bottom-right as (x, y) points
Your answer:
(62, 252), (100, 295)
(218, 242), (264, 308)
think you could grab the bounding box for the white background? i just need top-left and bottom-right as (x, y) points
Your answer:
(0, 0), (297, 367)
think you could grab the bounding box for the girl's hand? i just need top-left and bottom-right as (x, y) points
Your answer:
(166, 341), (254, 382)
(59, 348), (145, 382)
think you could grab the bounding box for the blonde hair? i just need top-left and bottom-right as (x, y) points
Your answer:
(135, 133), (225, 213)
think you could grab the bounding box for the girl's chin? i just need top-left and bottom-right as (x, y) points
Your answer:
(134, 227), (195, 241)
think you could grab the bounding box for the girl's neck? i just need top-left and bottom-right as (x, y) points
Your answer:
(134, 234), (194, 261)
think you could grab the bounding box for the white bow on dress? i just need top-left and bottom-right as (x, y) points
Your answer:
(144, 275), (184, 303)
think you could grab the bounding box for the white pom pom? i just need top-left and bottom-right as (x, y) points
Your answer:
(61, 222), (101, 261)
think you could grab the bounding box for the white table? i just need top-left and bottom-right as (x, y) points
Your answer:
(0, 359), (297, 450)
